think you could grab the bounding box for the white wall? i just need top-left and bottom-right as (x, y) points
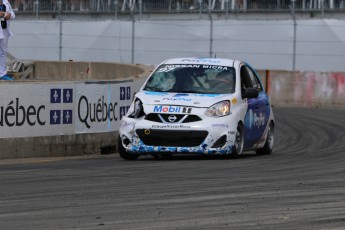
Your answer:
(8, 19), (345, 71)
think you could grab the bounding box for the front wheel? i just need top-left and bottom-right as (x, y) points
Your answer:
(231, 124), (244, 158)
(256, 122), (274, 155)
(118, 135), (139, 160)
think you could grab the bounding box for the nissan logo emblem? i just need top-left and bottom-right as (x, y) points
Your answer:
(168, 115), (177, 122)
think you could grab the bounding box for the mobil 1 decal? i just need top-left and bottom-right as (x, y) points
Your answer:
(76, 82), (132, 133)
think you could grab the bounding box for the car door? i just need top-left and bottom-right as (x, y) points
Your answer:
(242, 65), (270, 148)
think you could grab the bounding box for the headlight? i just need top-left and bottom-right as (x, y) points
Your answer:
(128, 99), (145, 118)
(205, 101), (231, 117)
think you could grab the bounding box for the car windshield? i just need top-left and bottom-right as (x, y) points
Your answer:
(143, 64), (236, 94)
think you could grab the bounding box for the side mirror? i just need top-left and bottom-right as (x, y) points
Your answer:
(243, 88), (259, 99)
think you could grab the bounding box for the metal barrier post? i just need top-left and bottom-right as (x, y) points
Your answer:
(58, 0), (62, 61)
(330, 0), (334, 8)
(34, 0), (39, 19)
(291, 0), (296, 72)
(206, 9), (213, 58)
(114, 0), (118, 18)
(225, 0), (229, 18)
(57, 0), (62, 14)
(198, 0), (202, 17)
(130, 11), (135, 64)
(139, 0), (142, 19)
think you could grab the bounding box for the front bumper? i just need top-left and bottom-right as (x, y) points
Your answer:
(119, 116), (238, 155)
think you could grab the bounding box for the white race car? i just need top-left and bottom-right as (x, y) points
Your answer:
(118, 57), (274, 160)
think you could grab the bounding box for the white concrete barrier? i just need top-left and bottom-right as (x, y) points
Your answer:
(0, 61), (150, 159)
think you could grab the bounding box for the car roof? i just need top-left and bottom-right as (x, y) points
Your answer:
(161, 57), (239, 67)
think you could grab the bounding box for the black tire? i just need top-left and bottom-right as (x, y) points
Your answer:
(118, 135), (139, 160)
(231, 123), (244, 158)
(256, 122), (274, 155)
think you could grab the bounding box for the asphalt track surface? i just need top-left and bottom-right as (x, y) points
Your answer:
(1, 107), (345, 230)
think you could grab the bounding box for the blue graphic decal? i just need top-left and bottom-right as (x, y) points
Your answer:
(243, 92), (270, 148)
(144, 92), (169, 96)
(173, 93), (189, 97)
(63, 89), (73, 103)
(50, 89), (61, 103)
(63, 110), (73, 124)
(50, 110), (61, 125)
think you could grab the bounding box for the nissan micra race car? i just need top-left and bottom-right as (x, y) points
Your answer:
(118, 57), (274, 160)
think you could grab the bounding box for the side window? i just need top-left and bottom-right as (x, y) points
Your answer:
(240, 66), (252, 89)
(245, 66), (263, 92)
(240, 65), (253, 99)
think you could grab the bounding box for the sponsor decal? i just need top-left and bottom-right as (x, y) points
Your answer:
(50, 110), (61, 125)
(162, 97), (192, 102)
(152, 124), (191, 129)
(50, 89), (61, 103)
(122, 121), (135, 128)
(63, 89), (73, 103)
(120, 87), (131, 100)
(212, 124), (229, 128)
(50, 88), (74, 126)
(201, 65), (229, 70)
(182, 107), (192, 113)
(163, 64), (228, 70)
(77, 86), (131, 131)
(63, 110), (73, 124)
(153, 105), (192, 114)
(160, 65), (200, 71)
(168, 115), (177, 122)
(248, 109), (266, 129)
(76, 84), (132, 132)
(181, 58), (221, 64)
(0, 88), (72, 128)
(0, 98), (45, 127)
(78, 95), (119, 129)
(254, 112), (265, 128)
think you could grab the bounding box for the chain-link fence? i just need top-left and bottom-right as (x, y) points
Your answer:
(13, 0), (345, 14)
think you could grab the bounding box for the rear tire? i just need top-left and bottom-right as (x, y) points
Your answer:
(231, 124), (244, 158)
(118, 135), (139, 160)
(256, 122), (274, 155)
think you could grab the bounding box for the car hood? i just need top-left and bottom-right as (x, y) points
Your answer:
(136, 91), (232, 108)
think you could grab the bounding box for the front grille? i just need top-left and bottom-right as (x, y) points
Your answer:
(145, 113), (202, 123)
(136, 129), (208, 147)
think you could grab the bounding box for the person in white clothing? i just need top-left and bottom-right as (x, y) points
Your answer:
(0, 0), (15, 80)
